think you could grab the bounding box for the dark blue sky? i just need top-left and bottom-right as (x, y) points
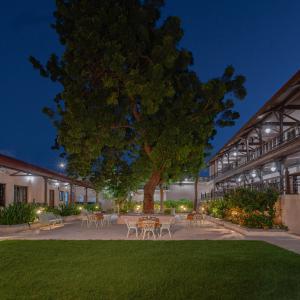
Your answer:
(1, 0), (300, 171)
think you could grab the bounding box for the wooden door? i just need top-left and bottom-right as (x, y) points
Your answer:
(0, 184), (5, 206)
(49, 190), (55, 207)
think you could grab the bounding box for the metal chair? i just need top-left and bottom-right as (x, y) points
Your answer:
(125, 218), (138, 238)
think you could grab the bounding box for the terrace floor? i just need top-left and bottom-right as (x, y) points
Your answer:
(1, 219), (300, 254)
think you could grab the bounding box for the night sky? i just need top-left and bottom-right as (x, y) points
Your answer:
(1, 1), (300, 172)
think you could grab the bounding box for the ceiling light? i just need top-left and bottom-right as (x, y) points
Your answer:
(270, 166), (276, 172)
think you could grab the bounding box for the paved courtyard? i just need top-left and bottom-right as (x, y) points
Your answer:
(1, 220), (242, 241)
(1, 219), (300, 255)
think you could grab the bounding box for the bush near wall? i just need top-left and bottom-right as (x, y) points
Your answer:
(0, 203), (36, 225)
(205, 188), (280, 229)
(163, 199), (193, 212)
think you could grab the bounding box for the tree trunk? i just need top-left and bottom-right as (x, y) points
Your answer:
(159, 184), (164, 213)
(193, 176), (199, 211)
(143, 171), (161, 213)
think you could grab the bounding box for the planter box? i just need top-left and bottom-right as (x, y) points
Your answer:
(62, 215), (82, 222)
(205, 215), (288, 237)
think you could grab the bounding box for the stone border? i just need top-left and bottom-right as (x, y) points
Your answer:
(205, 215), (288, 236)
(0, 215), (82, 234)
(0, 222), (45, 234)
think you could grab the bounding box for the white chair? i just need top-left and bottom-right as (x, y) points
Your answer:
(142, 220), (156, 240)
(159, 221), (172, 238)
(193, 213), (203, 226)
(125, 219), (138, 238)
(81, 213), (89, 227)
(103, 214), (111, 226)
(87, 214), (102, 228)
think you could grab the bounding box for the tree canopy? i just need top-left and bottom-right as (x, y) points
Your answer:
(30, 0), (246, 212)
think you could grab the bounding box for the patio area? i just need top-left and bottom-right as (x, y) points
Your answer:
(2, 215), (300, 255)
(1, 218), (242, 241)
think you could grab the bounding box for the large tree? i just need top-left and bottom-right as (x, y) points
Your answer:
(30, 0), (246, 213)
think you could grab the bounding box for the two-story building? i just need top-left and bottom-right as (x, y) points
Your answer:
(207, 70), (300, 233)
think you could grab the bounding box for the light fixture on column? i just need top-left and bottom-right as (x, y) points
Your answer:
(233, 151), (238, 157)
(251, 171), (257, 178)
(237, 176), (242, 182)
(270, 166), (276, 172)
(265, 128), (271, 134)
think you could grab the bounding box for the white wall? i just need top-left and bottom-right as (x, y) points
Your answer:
(0, 168), (96, 207)
(281, 194), (300, 234)
(132, 180), (213, 202)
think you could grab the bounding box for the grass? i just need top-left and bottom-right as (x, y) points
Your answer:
(0, 240), (300, 300)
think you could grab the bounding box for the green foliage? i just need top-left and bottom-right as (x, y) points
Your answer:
(0, 203), (36, 225)
(58, 204), (81, 216)
(224, 188), (279, 214)
(163, 208), (172, 215)
(207, 188), (280, 228)
(44, 206), (61, 215)
(30, 0), (246, 208)
(163, 199), (193, 212)
(82, 203), (101, 212)
(243, 213), (273, 229)
(206, 199), (229, 219)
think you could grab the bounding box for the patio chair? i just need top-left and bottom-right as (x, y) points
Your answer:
(141, 220), (156, 240)
(103, 214), (112, 226)
(81, 213), (89, 227)
(125, 218), (138, 238)
(193, 213), (203, 226)
(87, 214), (102, 228)
(159, 221), (172, 238)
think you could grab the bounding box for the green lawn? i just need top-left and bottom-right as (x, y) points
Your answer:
(0, 241), (300, 300)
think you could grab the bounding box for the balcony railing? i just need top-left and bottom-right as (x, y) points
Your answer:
(212, 126), (300, 179)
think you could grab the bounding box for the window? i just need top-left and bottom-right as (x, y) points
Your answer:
(14, 185), (28, 203)
(59, 191), (64, 201)
(0, 184), (5, 206)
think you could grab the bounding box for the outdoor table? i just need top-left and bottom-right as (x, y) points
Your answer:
(93, 212), (104, 221)
(137, 217), (160, 228)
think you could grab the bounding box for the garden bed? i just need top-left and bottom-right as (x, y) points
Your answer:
(206, 215), (288, 236)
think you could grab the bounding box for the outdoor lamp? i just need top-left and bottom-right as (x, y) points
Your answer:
(270, 166), (276, 172)
(59, 162), (66, 169)
(233, 151), (238, 157)
(251, 172), (257, 178)
(265, 128), (271, 134)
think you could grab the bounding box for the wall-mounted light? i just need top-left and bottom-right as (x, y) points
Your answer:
(270, 166), (276, 172)
(237, 177), (242, 182)
(233, 151), (238, 157)
(265, 128), (271, 134)
(26, 175), (34, 183)
(251, 171), (257, 178)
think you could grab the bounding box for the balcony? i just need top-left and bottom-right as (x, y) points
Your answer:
(213, 126), (300, 181)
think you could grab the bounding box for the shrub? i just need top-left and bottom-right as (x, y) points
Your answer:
(207, 188), (280, 229)
(243, 213), (273, 229)
(59, 204), (81, 216)
(83, 203), (101, 212)
(164, 208), (172, 215)
(207, 199), (228, 219)
(0, 203), (36, 225)
(163, 199), (193, 212)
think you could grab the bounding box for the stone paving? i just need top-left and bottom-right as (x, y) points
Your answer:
(1, 220), (300, 254)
